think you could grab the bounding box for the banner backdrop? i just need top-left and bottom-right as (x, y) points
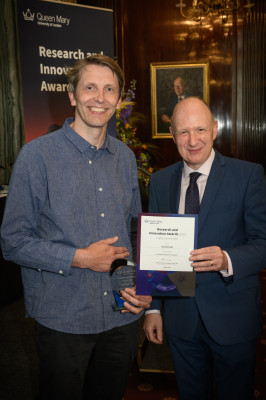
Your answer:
(17, 0), (115, 142)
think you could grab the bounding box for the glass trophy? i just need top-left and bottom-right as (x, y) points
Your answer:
(109, 258), (136, 311)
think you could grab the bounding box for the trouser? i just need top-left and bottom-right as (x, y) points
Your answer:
(34, 319), (140, 400)
(166, 317), (257, 400)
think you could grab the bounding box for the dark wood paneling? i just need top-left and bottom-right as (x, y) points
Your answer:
(79, 0), (265, 170)
(116, 0), (236, 167)
(238, 0), (265, 167)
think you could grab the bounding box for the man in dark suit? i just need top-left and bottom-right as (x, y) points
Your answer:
(144, 97), (266, 400)
(161, 77), (189, 125)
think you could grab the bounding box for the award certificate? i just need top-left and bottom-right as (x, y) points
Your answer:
(136, 213), (198, 296)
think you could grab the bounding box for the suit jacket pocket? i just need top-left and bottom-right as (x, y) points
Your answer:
(225, 275), (260, 294)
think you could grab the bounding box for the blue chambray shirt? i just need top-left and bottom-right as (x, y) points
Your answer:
(1, 118), (142, 334)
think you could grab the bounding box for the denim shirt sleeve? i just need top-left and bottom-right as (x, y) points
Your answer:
(1, 143), (76, 276)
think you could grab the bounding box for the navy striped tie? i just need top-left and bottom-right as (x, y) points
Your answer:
(185, 172), (201, 214)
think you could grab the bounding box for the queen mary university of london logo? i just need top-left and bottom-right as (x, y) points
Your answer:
(23, 9), (35, 22)
(22, 7), (70, 27)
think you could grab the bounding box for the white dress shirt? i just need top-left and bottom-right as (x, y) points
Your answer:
(178, 149), (215, 214)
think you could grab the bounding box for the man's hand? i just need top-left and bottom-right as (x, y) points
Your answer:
(190, 246), (228, 272)
(120, 287), (152, 315)
(161, 114), (171, 124)
(72, 236), (129, 272)
(143, 313), (163, 344)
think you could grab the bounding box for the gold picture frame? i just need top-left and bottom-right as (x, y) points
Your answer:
(151, 62), (209, 139)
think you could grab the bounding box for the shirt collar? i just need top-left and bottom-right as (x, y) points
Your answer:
(183, 148), (215, 179)
(63, 118), (116, 155)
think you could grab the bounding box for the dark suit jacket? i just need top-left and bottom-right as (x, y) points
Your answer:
(149, 150), (266, 345)
(165, 92), (190, 118)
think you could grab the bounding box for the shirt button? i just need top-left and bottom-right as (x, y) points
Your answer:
(101, 213), (104, 217)
(37, 268), (41, 272)
(89, 160), (92, 164)
(104, 292), (108, 296)
(99, 187), (103, 192)
(59, 270), (63, 275)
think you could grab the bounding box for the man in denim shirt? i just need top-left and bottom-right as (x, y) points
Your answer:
(1, 54), (151, 400)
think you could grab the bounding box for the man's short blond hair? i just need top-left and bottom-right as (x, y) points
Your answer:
(66, 54), (125, 97)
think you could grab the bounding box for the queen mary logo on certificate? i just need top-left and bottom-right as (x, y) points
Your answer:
(136, 213), (198, 297)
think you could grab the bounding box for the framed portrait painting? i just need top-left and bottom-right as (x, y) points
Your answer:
(151, 62), (209, 138)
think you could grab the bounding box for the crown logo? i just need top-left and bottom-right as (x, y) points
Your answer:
(23, 9), (35, 21)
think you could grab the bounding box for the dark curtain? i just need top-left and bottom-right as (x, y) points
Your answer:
(0, 0), (24, 184)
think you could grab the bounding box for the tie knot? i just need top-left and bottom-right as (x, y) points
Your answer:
(189, 172), (201, 184)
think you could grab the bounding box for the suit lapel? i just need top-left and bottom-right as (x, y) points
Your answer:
(170, 163), (183, 214)
(198, 152), (226, 232)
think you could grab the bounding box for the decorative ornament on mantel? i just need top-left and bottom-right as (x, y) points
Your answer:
(175, 0), (255, 23)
